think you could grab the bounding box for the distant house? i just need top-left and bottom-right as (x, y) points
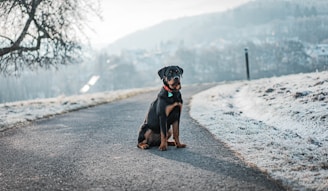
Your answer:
(312, 44), (328, 58)
(306, 44), (328, 59)
(307, 44), (328, 69)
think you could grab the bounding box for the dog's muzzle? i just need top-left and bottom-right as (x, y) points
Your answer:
(173, 76), (180, 85)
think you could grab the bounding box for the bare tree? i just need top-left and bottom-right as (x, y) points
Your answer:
(0, 0), (100, 75)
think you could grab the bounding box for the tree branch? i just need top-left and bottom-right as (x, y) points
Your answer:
(0, 0), (100, 75)
(0, 34), (14, 44)
(0, 0), (42, 57)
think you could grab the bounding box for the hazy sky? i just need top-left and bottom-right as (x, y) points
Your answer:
(87, 0), (249, 48)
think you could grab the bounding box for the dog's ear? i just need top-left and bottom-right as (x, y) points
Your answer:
(158, 66), (167, 79)
(177, 66), (183, 76)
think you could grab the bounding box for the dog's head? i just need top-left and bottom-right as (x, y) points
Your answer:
(158, 66), (183, 91)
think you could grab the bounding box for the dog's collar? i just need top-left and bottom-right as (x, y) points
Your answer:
(163, 85), (174, 97)
(163, 85), (173, 92)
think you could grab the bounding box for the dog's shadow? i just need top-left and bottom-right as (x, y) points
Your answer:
(148, 147), (283, 190)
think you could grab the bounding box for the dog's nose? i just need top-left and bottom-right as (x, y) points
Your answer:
(174, 76), (180, 80)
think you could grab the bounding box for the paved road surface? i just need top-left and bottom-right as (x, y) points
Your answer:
(0, 85), (285, 191)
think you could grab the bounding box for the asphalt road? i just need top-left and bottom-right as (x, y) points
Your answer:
(0, 85), (285, 191)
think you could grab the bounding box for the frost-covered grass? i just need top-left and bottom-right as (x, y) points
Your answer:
(190, 71), (328, 191)
(0, 88), (155, 131)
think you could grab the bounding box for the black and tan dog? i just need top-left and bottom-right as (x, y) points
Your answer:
(137, 66), (186, 151)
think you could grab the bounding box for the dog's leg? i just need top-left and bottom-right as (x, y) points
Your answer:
(159, 132), (168, 151)
(158, 102), (183, 151)
(163, 102), (184, 149)
(158, 104), (177, 151)
(137, 129), (151, 149)
(159, 117), (169, 151)
(137, 123), (150, 149)
(172, 120), (186, 148)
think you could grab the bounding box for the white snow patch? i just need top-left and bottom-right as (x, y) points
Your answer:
(190, 71), (328, 191)
(0, 88), (155, 131)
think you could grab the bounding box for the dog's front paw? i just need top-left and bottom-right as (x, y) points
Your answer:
(159, 143), (167, 151)
(176, 143), (186, 148)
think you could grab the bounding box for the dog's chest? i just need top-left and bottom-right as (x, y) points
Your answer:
(165, 91), (182, 104)
(158, 88), (182, 104)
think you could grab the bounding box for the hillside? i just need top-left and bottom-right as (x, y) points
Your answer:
(107, 0), (328, 53)
(2, 0), (328, 104)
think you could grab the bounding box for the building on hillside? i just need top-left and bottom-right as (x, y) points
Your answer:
(307, 44), (328, 70)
